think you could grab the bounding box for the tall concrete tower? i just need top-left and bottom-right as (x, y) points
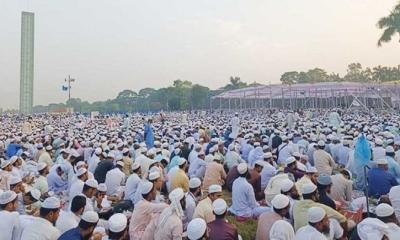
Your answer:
(20, 11), (35, 114)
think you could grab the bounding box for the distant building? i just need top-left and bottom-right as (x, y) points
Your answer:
(20, 11), (35, 114)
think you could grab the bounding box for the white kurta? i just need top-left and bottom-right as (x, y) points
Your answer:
(21, 217), (60, 240)
(68, 179), (84, 202)
(125, 173), (141, 202)
(0, 210), (21, 240)
(231, 116), (240, 139)
(105, 168), (125, 196)
(295, 225), (328, 240)
(55, 210), (79, 234)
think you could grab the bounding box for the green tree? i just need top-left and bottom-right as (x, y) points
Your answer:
(191, 84), (210, 109)
(307, 68), (328, 83)
(344, 63), (364, 82)
(116, 89), (138, 112)
(224, 76), (247, 90)
(377, 2), (400, 47)
(280, 71), (299, 85)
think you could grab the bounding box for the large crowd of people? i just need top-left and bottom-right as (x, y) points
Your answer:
(0, 108), (400, 239)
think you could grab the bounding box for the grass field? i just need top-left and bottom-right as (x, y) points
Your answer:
(222, 190), (258, 240)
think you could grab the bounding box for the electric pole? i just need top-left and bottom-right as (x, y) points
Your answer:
(65, 75), (75, 106)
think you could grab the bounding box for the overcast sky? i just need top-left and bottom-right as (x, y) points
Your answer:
(1, 0), (400, 109)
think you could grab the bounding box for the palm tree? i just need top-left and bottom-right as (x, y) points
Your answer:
(377, 2), (400, 47)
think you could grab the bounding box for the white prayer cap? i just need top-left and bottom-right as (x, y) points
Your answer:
(269, 220), (295, 240)
(187, 218), (207, 240)
(254, 160), (264, 167)
(297, 162), (307, 172)
(95, 147), (102, 155)
(76, 161), (86, 168)
(375, 203), (394, 217)
(280, 179), (294, 193)
(317, 140), (325, 147)
(29, 189), (41, 201)
(1, 160), (11, 169)
(377, 159), (388, 165)
(116, 161), (124, 168)
(122, 148), (129, 154)
(386, 146), (395, 153)
(375, 138), (383, 146)
(97, 183), (107, 192)
(302, 183), (317, 195)
(81, 211), (99, 223)
(107, 152), (115, 159)
(0, 191), (17, 204)
(148, 171), (160, 181)
(140, 181), (154, 195)
(308, 207), (326, 223)
(213, 198), (227, 215)
(317, 174), (332, 186)
(281, 136), (288, 142)
(198, 151), (205, 156)
(147, 149), (156, 156)
(140, 147), (148, 153)
(85, 179), (98, 189)
(162, 143), (169, 148)
(237, 163), (248, 174)
(293, 152), (301, 158)
(37, 162), (47, 171)
(45, 145), (53, 151)
(264, 152), (273, 159)
(117, 143), (124, 149)
(213, 154), (223, 162)
(178, 157), (187, 166)
(271, 194), (290, 210)
(60, 149), (69, 154)
(42, 196), (61, 209)
(189, 177), (201, 189)
(357, 218), (389, 240)
(70, 149), (80, 158)
(208, 184), (222, 194)
(285, 157), (296, 166)
(37, 143), (44, 149)
(9, 176), (22, 185)
(228, 144), (235, 151)
(306, 167), (318, 174)
(109, 213), (127, 233)
(76, 167), (87, 177)
(9, 156), (18, 165)
(254, 142), (261, 147)
(131, 162), (140, 171)
(169, 187), (185, 202)
(93, 227), (106, 236)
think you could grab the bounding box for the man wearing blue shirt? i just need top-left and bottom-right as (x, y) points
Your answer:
(368, 159), (398, 198)
(58, 211), (99, 240)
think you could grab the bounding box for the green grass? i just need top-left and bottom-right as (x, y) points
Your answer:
(222, 190), (258, 240)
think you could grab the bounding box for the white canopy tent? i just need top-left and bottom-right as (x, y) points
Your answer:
(211, 82), (400, 110)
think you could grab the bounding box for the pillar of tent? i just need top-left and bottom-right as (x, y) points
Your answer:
(210, 82), (399, 111)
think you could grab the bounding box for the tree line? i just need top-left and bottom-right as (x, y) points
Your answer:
(280, 63), (400, 85)
(33, 77), (253, 113)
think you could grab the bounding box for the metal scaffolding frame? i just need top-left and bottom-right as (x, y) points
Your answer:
(211, 82), (400, 111)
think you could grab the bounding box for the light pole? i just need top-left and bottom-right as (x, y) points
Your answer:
(65, 75), (75, 106)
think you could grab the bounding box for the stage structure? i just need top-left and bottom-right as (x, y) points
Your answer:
(211, 82), (400, 111)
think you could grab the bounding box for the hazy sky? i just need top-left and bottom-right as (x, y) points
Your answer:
(1, 0), (400, 109)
